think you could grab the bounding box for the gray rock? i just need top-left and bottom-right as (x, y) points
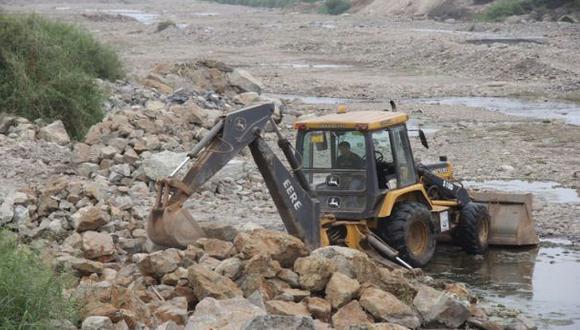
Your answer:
(215, 257), (242, 280)
(185, 297), (266, 330)
(242, 315), (315, 330)
(38, 120), (70, 145)
(81, 316), (113, 330)
(77, 162), (99, 178)
(228, 69), (264, 94)
(138, 248), (182, 278)
(0, 198), (14, 225)
(413, 284), (470, 328)
(143, 150), (188, 180)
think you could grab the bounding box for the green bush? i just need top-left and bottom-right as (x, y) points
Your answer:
(0, 14), (123, 139)
(319, 0), (351, 15)
(479, 0), (580, 21)
(0, 232), (78, 328)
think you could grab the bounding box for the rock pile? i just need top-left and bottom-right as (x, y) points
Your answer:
(66, 228), (499, 330)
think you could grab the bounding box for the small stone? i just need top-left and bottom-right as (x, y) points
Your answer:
(325, 272), (360, 309)
(331, 300), (371, 330)
(215, 257), (242, 280)
(277, 268), (300, 287)
(81, 316), (113, 330)
(196, 238), (235, 260)
(234, 229), (308, 267)
(188, 264), (243, 300)
(304, 297), (331, 322)
(228, 69), (264, 93)
(413, 284), (470, 328)
(154, 297), (188, 325)
(242, 315), (315, 330)
(82, 231), (115, 259)
(294, 255), (335, 292)
(265, 300), (310, 317)
(137, 249), (182, 278)
(70, 257), (104, 274)
(360, 287), (419, 329)
(73, 206), (108, 232)
(185, 297), (266, 330)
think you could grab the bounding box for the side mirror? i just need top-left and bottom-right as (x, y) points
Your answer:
(419, 129), (429, 149)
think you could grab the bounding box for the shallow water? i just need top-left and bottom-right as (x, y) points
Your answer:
(463, 180), (580, 204)
(105, 9), (159, 25)
(412, 97), (580, 125)
(426, 241), (580, 329)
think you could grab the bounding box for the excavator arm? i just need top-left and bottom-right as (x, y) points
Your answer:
(148, 103), (321, 249)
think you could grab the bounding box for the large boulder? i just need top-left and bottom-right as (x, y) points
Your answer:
(293, 255), (335, 292)
(234, 229), (308, 267)
(413, 284), (470, 328)
(242, 315), (315, 330)
(39, 120), (70, 145)
(228, 69), (264, 94)
(325, 272), (360, 309)
(188, 264), (243, 300)
(311, 246), (381, 285)
(331, 300), (371, 330)
(82, 231), (115, 259)
(185, 297), (266, 330)
(137, 249), (182, 278)
(359, 287), (420, 329)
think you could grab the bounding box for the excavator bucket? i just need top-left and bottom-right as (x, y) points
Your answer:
(470, 191), (539, 246)
(148, 204), (206, 249)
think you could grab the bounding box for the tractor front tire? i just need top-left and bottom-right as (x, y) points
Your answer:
(451, 202), (490, 255)
(378, 202), (436, 268)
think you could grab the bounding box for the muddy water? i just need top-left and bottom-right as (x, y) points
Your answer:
(413, 97), (580, 125)
(426, 240), (580, 329)
(273, 95), (580, 125)
(463, 180), (580, 204)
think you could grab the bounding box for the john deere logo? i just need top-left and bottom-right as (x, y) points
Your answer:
(234, 117), (247, 131)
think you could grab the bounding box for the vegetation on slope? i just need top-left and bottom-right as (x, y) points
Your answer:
(0, 14), (123, 139)
(0, 231), (78, 328)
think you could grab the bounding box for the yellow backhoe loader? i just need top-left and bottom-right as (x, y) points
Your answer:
(147, 103), (538, 268)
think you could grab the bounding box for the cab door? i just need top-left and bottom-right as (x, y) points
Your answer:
(391, 125), (418, 187)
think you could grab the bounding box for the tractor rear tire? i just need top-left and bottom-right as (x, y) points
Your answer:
(451, 202), (490, 255)
(378, 202), (436, 268)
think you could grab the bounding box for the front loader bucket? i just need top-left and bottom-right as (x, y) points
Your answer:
(470, 191), (539, 246)
(147, 205), (206, 249)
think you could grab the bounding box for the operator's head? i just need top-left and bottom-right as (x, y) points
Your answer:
(338, 141), (351, 155)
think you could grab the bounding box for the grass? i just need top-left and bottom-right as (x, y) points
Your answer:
(0, 14), (123, 140)
(0, 231), (78, 329)
(319, 0), (352, 15)
(479, 0), (580, 21)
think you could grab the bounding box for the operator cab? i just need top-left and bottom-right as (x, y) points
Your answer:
(294, 111), (419, 219)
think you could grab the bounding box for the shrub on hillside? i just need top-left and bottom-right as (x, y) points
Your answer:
(479, 0), (580, 21)
(0, 231), (78, 328)
(0, 14), (123, 139)
(319, 0), (351, 15)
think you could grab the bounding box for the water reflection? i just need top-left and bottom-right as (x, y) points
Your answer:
(426, 242), (580, 329)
